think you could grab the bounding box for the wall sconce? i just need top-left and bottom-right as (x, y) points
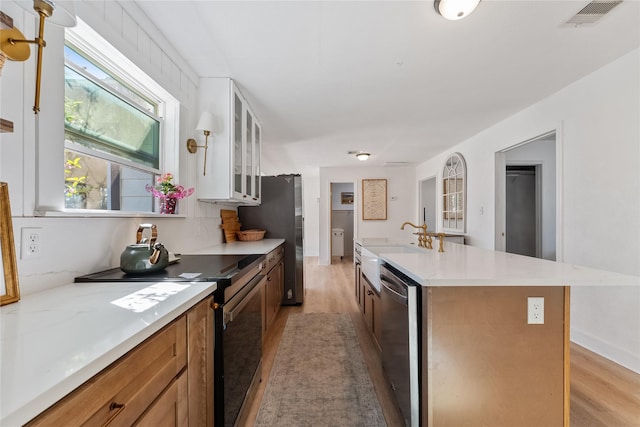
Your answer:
(434, 0), (481, 20)
(187, 112), (215, 176)
(0, 0), (77, 114)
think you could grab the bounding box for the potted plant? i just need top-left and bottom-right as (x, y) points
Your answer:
(146, 173), (194, 214)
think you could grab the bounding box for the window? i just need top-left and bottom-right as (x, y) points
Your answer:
(442, 152), (466, 233)
(60, 20), (180, 214)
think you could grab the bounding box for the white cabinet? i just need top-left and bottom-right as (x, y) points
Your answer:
(197, 78), (261, 204)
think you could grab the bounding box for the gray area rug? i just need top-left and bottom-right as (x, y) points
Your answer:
(255, 313), (387, 427)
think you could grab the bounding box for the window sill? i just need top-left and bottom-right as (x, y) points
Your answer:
(34, 209), (187, 218)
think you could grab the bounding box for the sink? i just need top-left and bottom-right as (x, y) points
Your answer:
(363, 245), (424, 256)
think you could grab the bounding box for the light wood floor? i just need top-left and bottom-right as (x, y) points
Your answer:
(243, 256), (640, 427)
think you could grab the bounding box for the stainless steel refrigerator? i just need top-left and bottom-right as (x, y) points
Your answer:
(238, 174), (304, 305)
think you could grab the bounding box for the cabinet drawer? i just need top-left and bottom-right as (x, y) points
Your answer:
(135, 370), (188, 427)
(266, 245), (284, 272)
(27, 317), (187, 426)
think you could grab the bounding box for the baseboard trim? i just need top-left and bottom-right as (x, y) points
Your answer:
(571, 329), (640, 374)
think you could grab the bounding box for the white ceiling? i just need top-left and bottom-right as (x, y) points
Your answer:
(135, 1), (640, 173)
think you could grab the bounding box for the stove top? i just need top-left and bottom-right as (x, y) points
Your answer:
(75, 254), (263, 284)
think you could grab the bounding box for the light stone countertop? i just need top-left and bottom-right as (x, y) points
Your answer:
(0, 280), (217, 426)
(184, 238), (285, 255)
(376, 241), (639, 287)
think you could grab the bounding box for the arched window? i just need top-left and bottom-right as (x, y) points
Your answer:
(442, 152), (466, 233)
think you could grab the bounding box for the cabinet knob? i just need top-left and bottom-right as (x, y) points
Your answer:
(367, 290), (373, 296)
(211, 302), (220, 310)
(268, 276), (273, 281)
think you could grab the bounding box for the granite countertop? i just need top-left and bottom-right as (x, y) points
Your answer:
(378, 241), (639, 287)
(184, 238), (285, 255)
(0, 280), (217, 426)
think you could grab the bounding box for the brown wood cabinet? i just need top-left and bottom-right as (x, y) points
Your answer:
(421, 286), (570, 426)
(186, 296), (214, 426)
(263, 244), (285, 336)
(136, 371), (189, 426)
(27, 296), (215, 427)
(361, 274), (382, 352)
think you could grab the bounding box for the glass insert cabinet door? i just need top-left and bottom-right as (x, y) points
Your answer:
(245, 110), (253, 199)
(233, 93), (243, 196)
(253, 122), (261, 201)
(442, 152), (466, 233)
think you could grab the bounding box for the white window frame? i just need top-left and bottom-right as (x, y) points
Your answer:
(35, 18), (181, 217)
(441, 152), (467, 233)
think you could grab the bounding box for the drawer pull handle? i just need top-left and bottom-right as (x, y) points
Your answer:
(109, 402), (125, 411)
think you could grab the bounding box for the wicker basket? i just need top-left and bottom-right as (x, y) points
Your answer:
(236, 229), (266, 241)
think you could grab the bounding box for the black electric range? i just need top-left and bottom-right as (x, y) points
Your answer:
(75, 254), (264, 301)
(76, 252), (268, 427)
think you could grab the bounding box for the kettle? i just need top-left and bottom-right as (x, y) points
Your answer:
(120, 224), (169, 274)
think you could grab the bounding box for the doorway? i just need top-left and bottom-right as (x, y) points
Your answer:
(330, 182), (355, 264)
(495, 131), (557, 261)
(419, 177), (437, 231)
(506, 165), (540, 257)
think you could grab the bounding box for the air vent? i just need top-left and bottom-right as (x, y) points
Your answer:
(383, 162), (410, 167)
(565, 0), (623, 25)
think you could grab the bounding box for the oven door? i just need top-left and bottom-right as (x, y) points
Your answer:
(221, 274), (266, 427)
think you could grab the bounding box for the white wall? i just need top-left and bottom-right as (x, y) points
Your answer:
(318, 166), (417, 265)
(301, 168), (320, 257)
(416, 49), (640, 372)
(331, 183), (354, 211)
(0, 1), (234, 295)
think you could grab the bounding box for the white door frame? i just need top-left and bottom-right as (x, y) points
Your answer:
(495, 125), (564, 261)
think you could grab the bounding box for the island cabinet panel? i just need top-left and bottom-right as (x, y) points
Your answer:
(421, 286), (569, 427)
(361, 274), (382, 352)
(26, 317), (187, 426)
(186, 296), (214, 426)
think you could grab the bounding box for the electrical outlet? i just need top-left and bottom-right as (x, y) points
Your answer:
(527, 297), (544, 324)
(21, 227), (43, 260)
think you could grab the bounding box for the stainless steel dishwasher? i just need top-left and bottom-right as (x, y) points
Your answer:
(380, 262), (421, 427)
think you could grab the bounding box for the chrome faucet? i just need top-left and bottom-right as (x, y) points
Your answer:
(400, 221), (432, 249)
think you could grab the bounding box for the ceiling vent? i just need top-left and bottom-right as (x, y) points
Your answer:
(565, 0), (623, 25)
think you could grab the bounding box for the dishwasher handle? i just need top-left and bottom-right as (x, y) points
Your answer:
(381, 278), (408, 305)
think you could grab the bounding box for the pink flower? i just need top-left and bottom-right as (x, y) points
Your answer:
(146, 173), (194, 200)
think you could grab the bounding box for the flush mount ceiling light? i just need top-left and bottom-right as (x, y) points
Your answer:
(347, 150), (371, 161)
(0, 0), (77, 113)
(434, 0), (481, 20)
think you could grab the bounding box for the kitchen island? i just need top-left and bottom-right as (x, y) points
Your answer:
(358, 239), (638, 426)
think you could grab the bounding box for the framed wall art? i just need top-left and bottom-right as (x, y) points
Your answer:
(1, 182), (20, 306)
(341, 192), (354, 205)
(362, 179), (387, 220)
